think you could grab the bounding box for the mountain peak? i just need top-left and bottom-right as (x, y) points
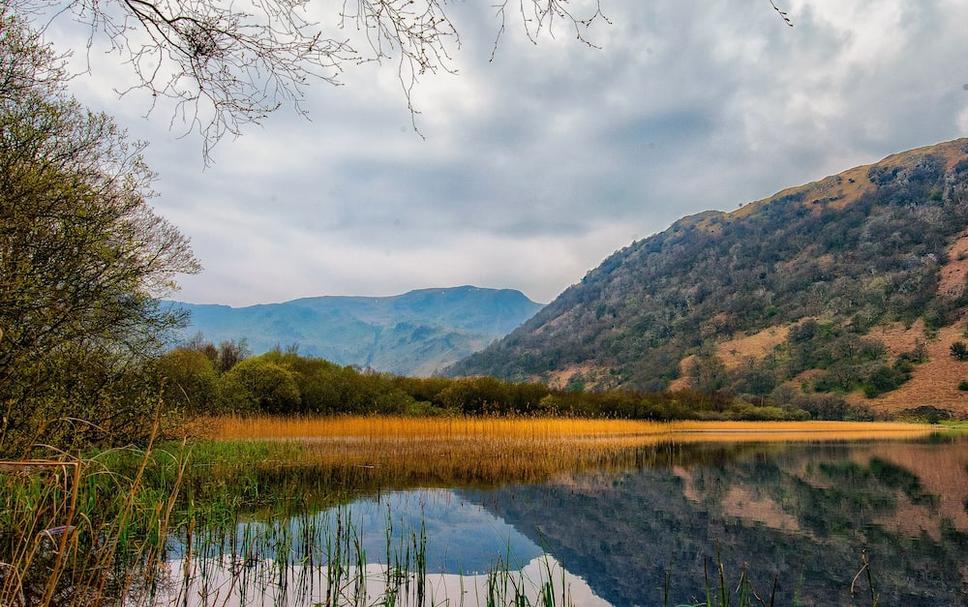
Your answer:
(168, 286), (543, 376)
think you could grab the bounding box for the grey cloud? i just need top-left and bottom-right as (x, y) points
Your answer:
(40, 0), (968, 305)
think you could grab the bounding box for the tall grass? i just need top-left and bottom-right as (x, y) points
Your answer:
(173, 417), (934, 494)
(0, 425), (191, 606)
(202, 416), (929, 441)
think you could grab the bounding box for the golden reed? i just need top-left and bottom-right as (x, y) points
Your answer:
(185, 416), (935, 489)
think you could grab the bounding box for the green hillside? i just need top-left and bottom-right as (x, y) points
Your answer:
(168, 286), (543, 376)
(450, 139), (968, 415)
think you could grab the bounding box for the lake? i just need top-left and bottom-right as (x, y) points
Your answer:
(145, 426), (968, 606)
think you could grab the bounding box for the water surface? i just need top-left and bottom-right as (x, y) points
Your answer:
(155, 432), (968, 606)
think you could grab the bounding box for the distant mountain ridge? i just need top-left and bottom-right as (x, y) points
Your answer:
(168, 286), (543, 376)
(450, 138), (968, 414)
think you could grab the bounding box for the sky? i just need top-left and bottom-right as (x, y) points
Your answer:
(47, 0), (968, 305)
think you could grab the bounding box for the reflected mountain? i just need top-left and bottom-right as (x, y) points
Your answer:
(462, 438), (968, 606)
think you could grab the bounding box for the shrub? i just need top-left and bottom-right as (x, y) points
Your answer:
(219, 357), (301, 413)
(157, 349), (218, 413)
(959, 380), (968, 392)
(951, 341), (968, 361)
(895, 405), (953, 424)
(862, 364), (912, 398)
(898, 340), (928, 364)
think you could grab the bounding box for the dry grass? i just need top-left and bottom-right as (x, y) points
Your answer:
(204, 415), (672, 440)
(181, 416), (936, 490)
(201, 416), (928, 441)
(717, 325), (790, 370)
(850, 323), (968, 414)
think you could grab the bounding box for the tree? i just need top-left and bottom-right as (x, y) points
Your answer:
(219, 356), (301, 413)
(0, 11), (199, 453)
(688, 353), (729, 395)
(157, 348), (218, 412)
(12, 0), (607, 160)
(216, 338), (250, 372)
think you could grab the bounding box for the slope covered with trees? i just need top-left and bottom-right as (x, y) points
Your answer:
(451, 139), (968, 415)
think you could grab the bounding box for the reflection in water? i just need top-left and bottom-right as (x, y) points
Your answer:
(467, 437), (968, 606)
(149, 434), (967, 606)
(152, 490), (607, 606)
(154, 555), (609, 607)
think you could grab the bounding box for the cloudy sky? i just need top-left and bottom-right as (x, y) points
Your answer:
(50, 0), (968, 305)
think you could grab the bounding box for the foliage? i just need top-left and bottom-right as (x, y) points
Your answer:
(950, 341), (968, 361)
(219, 358), (302, 414)
(156, 349), (218, 413)
(0, 12), (198, 455)
(154, 338), (877, 420)
(688, 353), (729, 393)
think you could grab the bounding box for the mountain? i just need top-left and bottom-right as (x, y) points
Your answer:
(450, 139), (968, 415)
(167, 286), (543, 376)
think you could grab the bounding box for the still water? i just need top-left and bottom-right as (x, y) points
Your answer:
(153, 434), (968, 606)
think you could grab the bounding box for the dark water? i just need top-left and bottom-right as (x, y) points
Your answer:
(162, 434), (968, 606)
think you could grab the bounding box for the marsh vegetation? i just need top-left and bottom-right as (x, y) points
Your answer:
(3, 419), (963, 606)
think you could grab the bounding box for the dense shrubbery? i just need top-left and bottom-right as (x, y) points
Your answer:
(156, 338), (869, 421)
(894, 405), (954, 424)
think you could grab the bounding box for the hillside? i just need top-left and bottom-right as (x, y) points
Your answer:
(168, 286), (543, 376)
(450, 139), (968, 415)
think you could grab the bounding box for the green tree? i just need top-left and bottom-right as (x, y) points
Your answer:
(219, 357), (301, 414)
(0, 12), (199, 454)
(156, 349), (218, 413)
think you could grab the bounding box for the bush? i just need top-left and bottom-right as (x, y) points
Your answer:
(771, 385), (874, 421)
(436, 376), (512, 414)
(895, 405), (953, 424)
(951, 341), (968, 361)
(157, 349), (218, 412)
(862, 364), (912, 398)
(959, 380), (968, 392)
(219, 357), (301, 413)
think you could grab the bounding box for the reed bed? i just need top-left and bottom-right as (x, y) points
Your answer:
(202, 416), (929, 441)
(201, 415), (672, 440)
(175, 417), (936, 496)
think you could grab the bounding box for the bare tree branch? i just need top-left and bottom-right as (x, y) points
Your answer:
(6, 0), (793, 162)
